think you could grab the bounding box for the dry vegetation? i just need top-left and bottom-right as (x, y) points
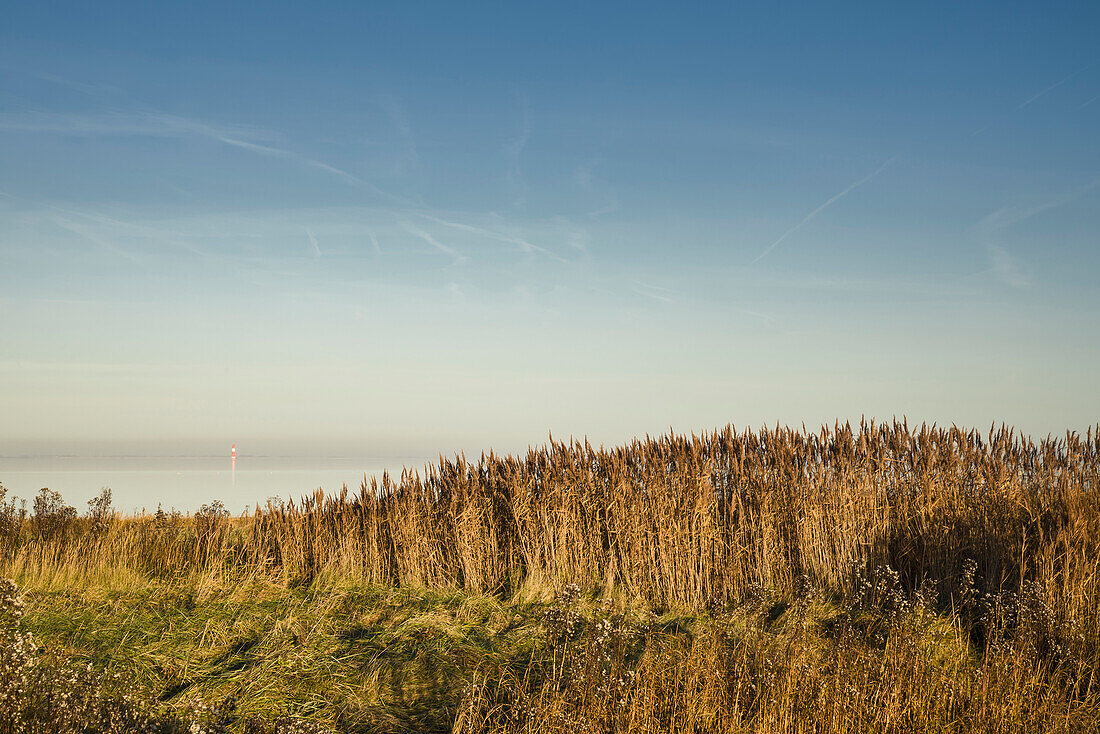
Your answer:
(2, 420), (1099, 732)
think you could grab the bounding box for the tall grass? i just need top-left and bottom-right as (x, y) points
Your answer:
(7, 421), (1099, 608)
(2, 419), (1099, 732)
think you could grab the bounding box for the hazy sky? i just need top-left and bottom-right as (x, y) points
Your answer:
(2, 1), (1098, 458)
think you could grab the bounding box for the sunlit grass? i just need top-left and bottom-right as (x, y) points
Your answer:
(2, 420), (1099, 732)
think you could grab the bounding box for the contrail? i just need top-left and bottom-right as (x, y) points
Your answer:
(630, 280), (677, 303)
(402, 222), (466, 264)
(972, 62), (1095, 135)
(217, 135), (415, 206)
(753, 157), (896, 263)
(413, 212), (568, 263)
(216, 136), (360, 183)
(1016, 63), (1092, 110)
(306, 229), (321, 258)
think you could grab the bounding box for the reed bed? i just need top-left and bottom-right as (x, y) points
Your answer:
(2, 419), (1099, 732)
(7, 421), (1099, 608)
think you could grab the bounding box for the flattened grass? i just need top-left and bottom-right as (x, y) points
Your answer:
(17, 575), (545, 731)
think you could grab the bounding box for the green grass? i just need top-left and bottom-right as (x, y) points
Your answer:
(17, 575), (552, 731)
(12, 569), (1020, 733)
(8, 566), (1100, 733)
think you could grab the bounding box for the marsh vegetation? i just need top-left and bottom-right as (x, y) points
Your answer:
(2, 420), (1099, 732)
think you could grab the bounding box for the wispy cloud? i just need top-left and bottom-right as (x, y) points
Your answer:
(215, 135), (360, 184)
(732, 307), (775, 326)
(25, 69), (125, 98)
(0, 110), (268, 140)
(976, 179), (1100, 288)
(210, 135), (413, 205)
(984, 241), (1030, 288)
(45, 206), (214, 261)
(630, 280), (676, 303)
(753, 157), (896, 263)
(50, 216), (140, 262)
(412, 212), (567, 263)
(400, 221), (466, 264)
(0, 110), (413, 204)
(567, 230), (590, 255)
(11, 202), (588, 273)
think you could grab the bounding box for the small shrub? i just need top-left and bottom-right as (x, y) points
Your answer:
(86, 486), (114, 535)
(31, 487), (76, 542)
(197, 500), (229, 532)
(0, 484), (26, 557)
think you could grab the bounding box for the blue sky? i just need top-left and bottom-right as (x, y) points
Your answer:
(1, 1), (1098, 456)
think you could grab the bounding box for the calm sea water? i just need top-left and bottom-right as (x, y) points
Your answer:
(0, 456), (431, 514)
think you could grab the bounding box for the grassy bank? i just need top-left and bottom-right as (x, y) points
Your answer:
(2, 420), (1099, 732)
